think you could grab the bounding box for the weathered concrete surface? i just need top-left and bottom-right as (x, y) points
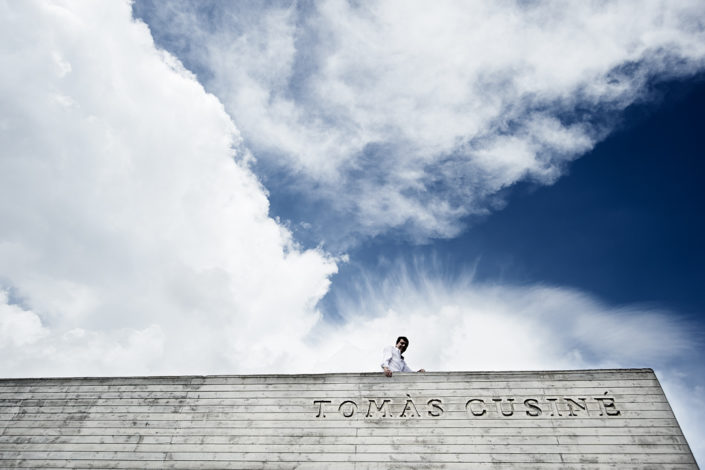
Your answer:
(0, 369), (696, 469)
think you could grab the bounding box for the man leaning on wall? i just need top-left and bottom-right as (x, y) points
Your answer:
(381, 336), (426, 377)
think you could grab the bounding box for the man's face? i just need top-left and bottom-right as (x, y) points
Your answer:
(396, 339), (408, 353)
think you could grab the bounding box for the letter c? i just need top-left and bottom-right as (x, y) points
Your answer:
(465, 398), (487, 416)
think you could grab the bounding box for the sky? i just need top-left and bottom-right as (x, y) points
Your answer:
(1, 0), (704, 462)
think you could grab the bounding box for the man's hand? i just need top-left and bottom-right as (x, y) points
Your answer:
(417, 369), (426, 373)
(383, 367), (392, 377)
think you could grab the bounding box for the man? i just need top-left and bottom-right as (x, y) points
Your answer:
(381, 336), (426, 377)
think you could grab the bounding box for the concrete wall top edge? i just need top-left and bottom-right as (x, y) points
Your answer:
(0, 368), (655, 382)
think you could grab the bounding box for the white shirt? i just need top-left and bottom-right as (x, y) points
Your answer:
(381, 345), (413, 372)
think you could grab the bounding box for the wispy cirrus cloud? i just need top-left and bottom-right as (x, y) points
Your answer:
(135, 0), (705, 246)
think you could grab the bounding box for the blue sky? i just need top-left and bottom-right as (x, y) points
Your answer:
(1, 0), (704, 462)
(318, 77), (705, 319)
(132, 1), (705, 316)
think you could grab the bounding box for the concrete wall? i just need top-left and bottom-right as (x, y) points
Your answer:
(0, 369), (696, 469)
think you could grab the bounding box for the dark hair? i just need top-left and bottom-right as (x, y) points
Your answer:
(396, 336), (409, 345)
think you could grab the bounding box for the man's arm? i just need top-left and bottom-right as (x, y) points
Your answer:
(381, 346), (394, 377)
(402, 362), (425, 373)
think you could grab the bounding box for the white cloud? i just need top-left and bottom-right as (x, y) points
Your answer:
(660, 375), (705, 466)
(0, 291), (48, 348)
(137, 0), (705, 244)
(0, 0), (336, 376)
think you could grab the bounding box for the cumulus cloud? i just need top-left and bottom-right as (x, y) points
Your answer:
(135, 0), (705, 245)
(0, 291), (48, 349)
(0, 0), (336, 376)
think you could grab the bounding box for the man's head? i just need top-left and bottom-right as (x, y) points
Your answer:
(396, 336), (409, 353)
